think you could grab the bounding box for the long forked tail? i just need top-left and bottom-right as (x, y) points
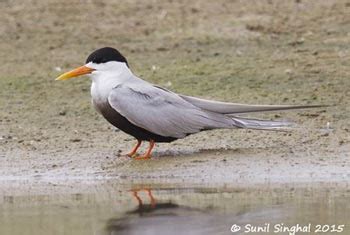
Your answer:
(231, 116), (294, 131)
(180, 95), (327, 114)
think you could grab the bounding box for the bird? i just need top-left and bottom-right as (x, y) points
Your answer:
(56, 47), (324, 160)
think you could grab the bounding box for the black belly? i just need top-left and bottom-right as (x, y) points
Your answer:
(97, 102), (177, 143)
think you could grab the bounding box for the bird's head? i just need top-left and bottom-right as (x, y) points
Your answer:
(55, 47), (129, 81)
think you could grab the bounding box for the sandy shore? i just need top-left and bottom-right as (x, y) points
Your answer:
(1, 0), (350, 194)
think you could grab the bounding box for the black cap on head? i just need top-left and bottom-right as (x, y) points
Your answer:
(86, 47), (128, 66)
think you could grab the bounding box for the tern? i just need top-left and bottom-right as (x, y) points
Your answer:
(56, 47), (323, 159)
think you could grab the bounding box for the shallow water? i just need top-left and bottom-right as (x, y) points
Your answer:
(0, 181), (349, 235)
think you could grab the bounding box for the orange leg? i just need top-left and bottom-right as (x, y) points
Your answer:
(135, 140), (155, 160)
(131, 190), (143, 206)
(145, 188), (156, 208)
(127, 140), (142, 158)
(130, 188), (156, 208)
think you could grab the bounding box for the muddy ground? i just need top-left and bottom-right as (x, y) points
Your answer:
(0, 0), (350, 193)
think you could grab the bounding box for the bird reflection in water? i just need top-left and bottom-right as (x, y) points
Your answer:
(128, 188), (180, 216)
(102, 187), (291, 235)
(104, 188), (201, 235)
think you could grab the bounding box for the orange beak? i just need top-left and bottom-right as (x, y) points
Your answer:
(55, 65), (95, 81)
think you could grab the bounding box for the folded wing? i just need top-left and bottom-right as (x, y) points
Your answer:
(108, 84), (324, 138)
(108, 84), (237, 139)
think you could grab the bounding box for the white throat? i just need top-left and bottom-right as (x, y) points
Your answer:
(88, 61), (133, 108)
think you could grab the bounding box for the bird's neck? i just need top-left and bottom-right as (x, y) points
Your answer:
(90, 65), (135, 107)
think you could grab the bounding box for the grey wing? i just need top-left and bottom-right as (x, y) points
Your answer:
(179, 95), (325, 114)
(107, 84), (235, 139)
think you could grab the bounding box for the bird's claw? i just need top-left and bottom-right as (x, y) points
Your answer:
(134, 154), (152, 160)
(126, 152), (138, 158)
